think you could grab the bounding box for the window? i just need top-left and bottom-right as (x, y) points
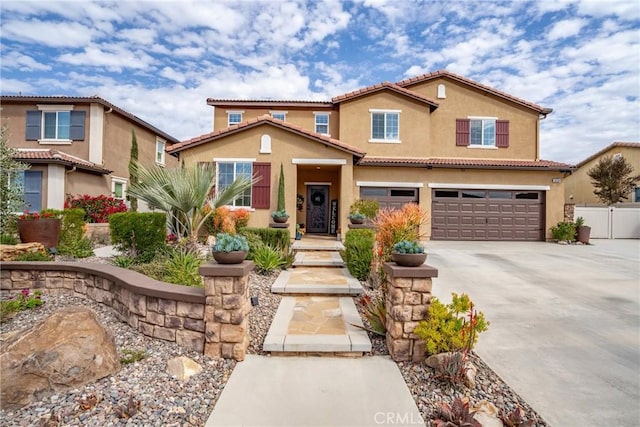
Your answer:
(634, 187), (640, 202)
(156, 139), (166, 165)
(217, 161), (252, 207)
(12, 171), (42, 212)
(26, 108), (85, 142)
(456, 118), (509, 148)
(370, 110), (400, 142)
(314, 113), (329, 134)
(227, 111), (243, 126)
(270, 111), (287, 121)
(111, 177), (127, 201)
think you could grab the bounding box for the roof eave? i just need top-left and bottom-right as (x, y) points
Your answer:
(16, 158), (112, 175)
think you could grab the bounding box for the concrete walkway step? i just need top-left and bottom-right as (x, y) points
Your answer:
(293, 251), (344, 267)
(264, 296), (371, 354)
(205, 355), (424, 427)
(292, 238), (344, 252)
(271, 267), (363, 295)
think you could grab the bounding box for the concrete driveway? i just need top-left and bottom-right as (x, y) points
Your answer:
(427, 239), (639, 427)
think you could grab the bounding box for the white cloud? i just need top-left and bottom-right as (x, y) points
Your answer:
(0, 78), (34, 94)
(118, 28), (157, 45)
(159, 67), (187, 84)
(547, 18), (587, 41)
(0, 51), (52, 72)
(58, 44), (155, 72)
(1, 19), (97, 47)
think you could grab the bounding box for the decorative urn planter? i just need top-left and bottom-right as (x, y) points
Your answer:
(17, 218), (61, 249)
(212, 250), (248, 264)
(391, 252), (427, 267)
(273, 216), (289, 224)
(349, 217), (364, 225)
(577, 226), (591, 244)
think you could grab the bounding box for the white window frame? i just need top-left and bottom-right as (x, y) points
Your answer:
(227, 110), (244, 126)
(314, 112), (330, 135)
(37, 104), (74, 144)
(214, 158), (255, 208)
(111, 176), (128, 201)
(270, 111), (287, 121)
(468, 116), (497, 147)
(369, 109), (401, 143)
(155, 138), (166, 165)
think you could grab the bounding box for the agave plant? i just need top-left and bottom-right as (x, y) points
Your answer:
(127, 161), (254, 242)
(500, 407), (534, 427)
(433, 397), (481, 427)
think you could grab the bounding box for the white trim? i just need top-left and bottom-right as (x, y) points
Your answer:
(226, 110), (245, 114)
(269, 110), (288, 116)
(37, 104), (74, 111)
(111, 176), (128, 200)
(89, 104), (103, 164)
(466, 145), (498, 150)
(428, 183), (550, 191)
(292, 158), (346, 165)
(368, 139), (401, 144)
(313, 111), (332, 115)
(468, 116), (498, 120)
(369, 108), (402, 113)
(47, 164), (66, 210)
(356, 181), (424, 188)
(214, 157), (257, 162)
(155, 138), (166, 166)
(304, 182), (332, 186)
(38, 139), (72, 145)
(259, 134), (272, 154)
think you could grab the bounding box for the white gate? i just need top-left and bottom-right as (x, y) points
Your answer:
(574, 205), (640, 239)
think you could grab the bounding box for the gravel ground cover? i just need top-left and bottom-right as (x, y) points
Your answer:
(1, 254), (548, 426)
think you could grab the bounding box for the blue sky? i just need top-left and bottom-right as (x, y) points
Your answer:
(1, 0), (639, 164)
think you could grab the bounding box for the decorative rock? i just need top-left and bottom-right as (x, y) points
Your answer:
(0, 243), (47, 261)
(166, 356), (203, 381)
(472, 400), (502, 427)
(0, 307), (120, 410)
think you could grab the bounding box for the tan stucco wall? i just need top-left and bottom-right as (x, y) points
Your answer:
(403, 77), (541, 160)
(337, 91), (432, 157)
(177, 123), (353, 230)
(564, 146), (640, 204)
(353, 166), (565, 240)
(213, 107), (338, 137)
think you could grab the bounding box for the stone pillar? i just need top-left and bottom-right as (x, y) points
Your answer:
(199, 261), (254, 361)
(383, 262), (438, 362)
(564, 203), (575, 222)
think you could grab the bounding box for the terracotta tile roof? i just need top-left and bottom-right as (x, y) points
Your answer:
(358, 156), (573, 171)
(575, 141), (640, 168)
(331, 82), (438, 109)
(207, 99), (333, 108)
(0, 95), (179, 143)
(14, 149), (112, 174)
(168, 115), (366, 157)
(395, 70), (552, 115)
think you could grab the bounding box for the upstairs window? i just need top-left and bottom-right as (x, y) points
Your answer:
(227, 111), (243, 126)
(314, 113), (329, 135)
(156, 138), (166, 165)
(111, 177), (127, 200)
(270, 111), (287, 121)
(26, 107), (85, 142)
(456, 118), (509, 148)
(217, 161), (252, 207)
(370, 110), (400, 142)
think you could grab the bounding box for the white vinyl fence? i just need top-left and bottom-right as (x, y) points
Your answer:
(574, 204), (640, 239)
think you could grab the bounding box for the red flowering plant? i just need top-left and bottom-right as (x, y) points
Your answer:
(65, 194), (127, 223)
(19, 210), (56, 220)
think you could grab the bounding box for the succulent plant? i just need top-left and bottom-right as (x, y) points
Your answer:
(392, 239), (425, 254)
(500, 407), (535, 427)
(212, 233), (249, 252)
(433, 397), (481, 427)
(271, 210), (289, 219)
(348, 212), (366, 220)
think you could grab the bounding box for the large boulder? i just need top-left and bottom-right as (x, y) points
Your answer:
(0, 307), (120, 409)
(0, 242), (47, 261)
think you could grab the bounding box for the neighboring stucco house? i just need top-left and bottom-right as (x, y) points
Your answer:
(168, 70), (573, 241)
(564, 142), (640, 205)
(1, 96), (179, 212)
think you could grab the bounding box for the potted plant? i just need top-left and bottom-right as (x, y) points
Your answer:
(295, 224), (305, 240)
(348, 212), (366, 224)
(211, 233), (249, 264)
(17, 210), (61, 249)
(575, 217), (591, 244)
(391, 240), (427, 267)
(349, 199), (379, 222)
(271, 210), (289, 224)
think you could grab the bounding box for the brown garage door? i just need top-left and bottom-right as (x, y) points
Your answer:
(431, 189), (544, 241)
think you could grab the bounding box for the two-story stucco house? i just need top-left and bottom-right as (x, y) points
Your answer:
(1, 96), (179, 212)
(168, 70), (573, 241)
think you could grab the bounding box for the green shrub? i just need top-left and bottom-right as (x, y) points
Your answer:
(342, 229), (375, 281)
(14, 251), (53, 261)
(550, 221), (576, 241)
(53, 208), (94, 258)
(129, 256), (167, 281)
(242, 227), (289, 251)
(279, 248), (296, 270)
(414, 293), (489, 356)
(349, 199), (379, 219)
(0, 233), (17, 245)
(252, 245), (283, 274)
(163, 246), (204, 287)
(109, 212), (167, 262)
(112, 255), (136, 268)
(120, 348), (146, 364)
(0, 289), (44, 320)
(240, 230), (266, 260)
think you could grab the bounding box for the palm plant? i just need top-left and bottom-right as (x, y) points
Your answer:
(127, 161), (254, 241)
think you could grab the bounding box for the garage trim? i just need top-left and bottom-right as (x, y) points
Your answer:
(428, 183), (550, 191)
(357, 181), (424, 188)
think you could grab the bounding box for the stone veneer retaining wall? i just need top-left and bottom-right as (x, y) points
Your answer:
(564, 203), (575, 222)
(0, 261), (254, 361)
(383, 262), (438, 362)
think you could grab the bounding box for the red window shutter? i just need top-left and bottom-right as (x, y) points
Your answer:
(456, 119), (470, 146)
(252, 162), (271, 209)
(496, 120), (509, 147)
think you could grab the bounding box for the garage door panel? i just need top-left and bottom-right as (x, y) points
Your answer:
(432, 189), (544, 241)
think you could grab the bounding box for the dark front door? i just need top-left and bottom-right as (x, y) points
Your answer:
(306, 185), (329, 233)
